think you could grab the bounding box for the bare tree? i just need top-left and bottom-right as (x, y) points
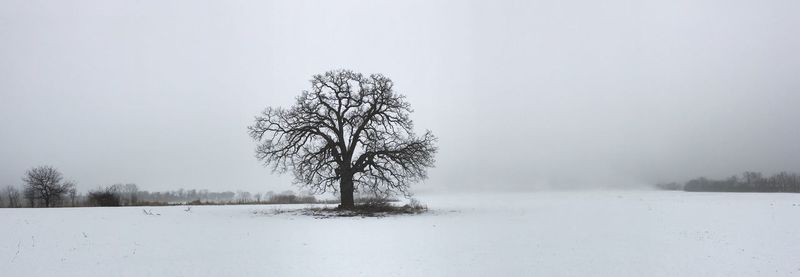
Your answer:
(742, 171), (763, 186)
(68, 187), (78, 207)
(62, 180), (76, 207)
(5, 186), (21, 208)
(248, 70), (437, 209)
(107, 183), (137, 205)
(23, 186), (37, 207)
(236, 191), (251, 203)
(118, 183), (139, 205)
(254, 193), (263, 203)
(22, 166), (75, 207)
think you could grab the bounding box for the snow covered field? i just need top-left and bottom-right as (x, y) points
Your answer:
(1, 190), (798, 276)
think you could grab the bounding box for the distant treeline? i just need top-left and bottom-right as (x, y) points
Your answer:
(656, 171), (800, 193)
(2, 165), (395, 208)
(1, 182), (323, 208)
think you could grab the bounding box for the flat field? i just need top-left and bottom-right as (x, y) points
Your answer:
(1, 191), (798, 276)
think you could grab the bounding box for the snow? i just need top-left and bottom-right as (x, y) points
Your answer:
(1, 191), (799, 276)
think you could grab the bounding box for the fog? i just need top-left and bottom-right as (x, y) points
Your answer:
(1, 0), (798, 193)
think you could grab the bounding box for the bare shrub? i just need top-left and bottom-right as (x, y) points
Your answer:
(88, 188), (121, 207)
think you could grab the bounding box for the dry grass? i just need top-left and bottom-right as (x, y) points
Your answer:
(260, 198), (428, 219)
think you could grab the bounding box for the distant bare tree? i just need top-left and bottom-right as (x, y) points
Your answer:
(62, 180), (76, 207)
(237, 191), (251, 203)
(22, 166), (75, 207)
(773, 172), (794, 191)
(106, 183), (137, 205)
(4, 186), (21, 208)
(68, 187), (78, 207)
(248, 70), (437, 209)
(118, 183), (139, 205)
(23, 186), (36, 207)
(254, 193), (263, 203)
(742, 171), (763, 186)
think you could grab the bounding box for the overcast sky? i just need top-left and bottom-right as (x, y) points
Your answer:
(1, 0), (799, 193)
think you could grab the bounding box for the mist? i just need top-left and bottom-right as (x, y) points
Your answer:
(1, 0), (799, 193)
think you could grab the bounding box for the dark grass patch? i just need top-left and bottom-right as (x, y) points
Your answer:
(258, 199), (428, 219)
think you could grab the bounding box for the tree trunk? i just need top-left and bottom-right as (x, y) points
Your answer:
(339, 173), (355, 209)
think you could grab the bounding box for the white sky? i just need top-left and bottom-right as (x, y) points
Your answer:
(1, 0), (799, 193)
